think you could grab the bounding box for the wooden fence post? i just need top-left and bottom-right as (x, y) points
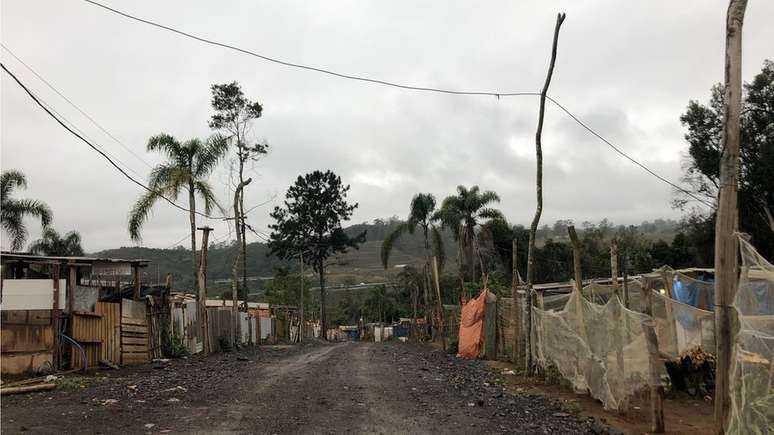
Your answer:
(714, 1), (747, 433)
(610, 239), (620, 299)
(641, 278), (665, 433)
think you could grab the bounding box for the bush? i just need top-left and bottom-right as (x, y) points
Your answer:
(447, 337), (459, 354)
(163, 332), (190, 358)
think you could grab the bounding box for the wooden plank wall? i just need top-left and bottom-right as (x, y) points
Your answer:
(121, 299), (149, 365)
(70, 312), (101, 369)
(96, 302), (120, 366)
(0, 310), (54, 375)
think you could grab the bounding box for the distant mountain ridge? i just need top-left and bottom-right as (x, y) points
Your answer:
(92, 218), (680, 292)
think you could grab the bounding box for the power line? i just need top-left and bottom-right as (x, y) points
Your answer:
(1, 62), (228, 221)
(544, 96), (715, 208)
(1, 43), (155, 171)
(82, 0), (540, 98)
(81, 0), (711, 207)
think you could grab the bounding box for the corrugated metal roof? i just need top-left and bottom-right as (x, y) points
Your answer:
(1, 251), (150, 265)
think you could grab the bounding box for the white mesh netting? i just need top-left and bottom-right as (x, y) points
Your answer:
(728, 236), (774, 434)
(533, 289), (664, 410)
(650, 290), (716, 358)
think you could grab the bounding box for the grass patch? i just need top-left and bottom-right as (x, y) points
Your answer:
(560, 400), (582, 415)
(55, 375), (111, 390)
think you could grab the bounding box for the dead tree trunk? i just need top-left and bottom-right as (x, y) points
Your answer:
(231, 178), (252, 346)
(714, 1), (747, 433)
(525, 12), (566, 375)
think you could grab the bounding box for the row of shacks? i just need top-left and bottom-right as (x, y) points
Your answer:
(0, 252), (313, 378)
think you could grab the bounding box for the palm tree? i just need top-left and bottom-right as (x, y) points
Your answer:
(1, 170), (53, 251)
(436, 185), (504, 282)
(128, 133), (227, 288)
(28, 228), (84, 256)
(380, 193), (444, 334)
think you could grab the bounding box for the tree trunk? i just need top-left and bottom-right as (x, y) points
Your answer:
(319, 259), (327, 340)
(422, 227), (432, 338)
(714, 1), (747, 433)
(188, 183), (198, 296)
(231, 178), (252, 346)
(525, 13), (566, 375)
(197, 227), (211, 353)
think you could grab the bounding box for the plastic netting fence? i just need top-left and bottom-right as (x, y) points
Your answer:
(729, 237), (774, 434)
(533, 290), (664, 410)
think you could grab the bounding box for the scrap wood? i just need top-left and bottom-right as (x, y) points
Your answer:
(99, 359), (120, 370)
(1, 383), (56, 396)
(1, 369), (78, 389)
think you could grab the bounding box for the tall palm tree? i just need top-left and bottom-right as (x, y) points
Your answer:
(128, 133), (227, 288)
(28, 228), (84, 256)
(381, 193), (444, 334)
(1, 169), (52, 251)
(436, 185), (504, 282)
(380, 193), (444, 269)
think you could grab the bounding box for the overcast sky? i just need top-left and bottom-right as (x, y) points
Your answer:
(2, 0), (772, 252)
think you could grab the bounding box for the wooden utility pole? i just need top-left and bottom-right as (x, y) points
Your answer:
(52, 264), (61, 369)
(130, 264), (139, 301)
(197, 226), (213, 353)
(714, 1), (747, 433)
(525, 12), (566, 375)
(432, 256), (446, 351)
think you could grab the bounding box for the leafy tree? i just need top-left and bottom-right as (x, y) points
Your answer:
(436, 185), (504, 282)
(209, 82), (269, 299)
(28, 228), (84, 256)
(267, 170), (366, 338)
(380, 193), (444, 329)
(128, 133), (227, 287)
(1, 170), (52, 251)
(263, 267), (312, 313)
(678, 59), (774, 258)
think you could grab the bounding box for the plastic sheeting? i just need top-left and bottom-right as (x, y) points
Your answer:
(533, 290), (664, 410)
(729, 237), (774, 434)
(458, 288), (489, 359)
(672, 272), (715, 311)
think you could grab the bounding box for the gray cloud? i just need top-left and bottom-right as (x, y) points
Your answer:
(2, 0), (772, 251)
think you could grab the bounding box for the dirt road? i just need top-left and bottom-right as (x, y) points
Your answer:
(2, 342), (610, 434)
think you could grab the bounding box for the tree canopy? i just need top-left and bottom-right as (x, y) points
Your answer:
(1, 169), (52, 251)
(267, 170), (366, 335)
(28, 228), (84, 256)
(678, 59), (774, 258)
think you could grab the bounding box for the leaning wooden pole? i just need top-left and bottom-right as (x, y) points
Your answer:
(714, 1), (747, 433)
(525, 12), (566, 375)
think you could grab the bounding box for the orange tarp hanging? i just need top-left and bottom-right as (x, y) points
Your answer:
(457, 288), (489, 358)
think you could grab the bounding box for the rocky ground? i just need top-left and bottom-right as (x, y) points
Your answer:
(2, 341), (613, 434)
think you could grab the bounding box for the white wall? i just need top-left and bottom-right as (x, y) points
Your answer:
(1, 279), (67, 310)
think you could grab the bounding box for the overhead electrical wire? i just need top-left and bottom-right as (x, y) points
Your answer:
(81, 0), (714, 208)
(544, 96), (715, 208)
(82, 0), (540, 98)
(1, 43), (155, 172)
(1, 62), (228, 221)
